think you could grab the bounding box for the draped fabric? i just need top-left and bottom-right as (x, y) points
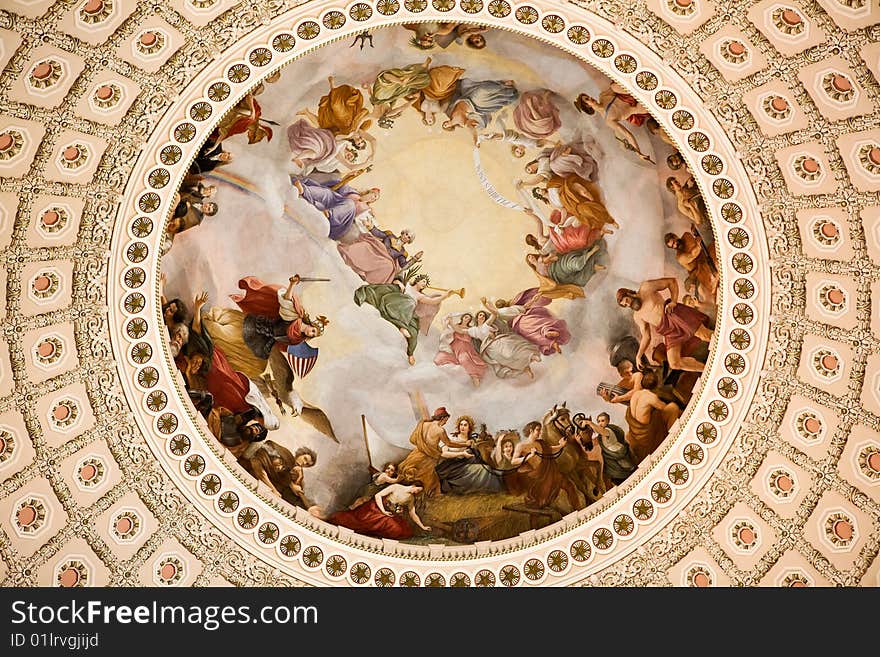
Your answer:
(231, 277), (307, 347)
(370, 61), (432, 107)
(317, 83), (370, 136)
(625, 406), (671, 465)
(435, 455), (503, 495)
(422, 65), (465, 101)
(337, 234), (399, 284)
(504, 439), (568, 507)
(201, 307), (265, 381)
(546, 175), (616, 230)
(479, 318), (540, 379)
(655, 303), (709, 351)
(398, 419), (447, 497)
(292, 177), (360, 240)
(541, 142), (599, 182)
(328, 499), (413, 539)
(353, 284), (419, 356)
(204, 346), (251, 414)
(447, 78), (519, 129)
(513, 90), (561, 139)
(508, 288), (571, 355)
(286, 119), (336, 168)
(547, 224), (603, 254)
(434, 331), (487, 381)
(547, 240), (608, 288)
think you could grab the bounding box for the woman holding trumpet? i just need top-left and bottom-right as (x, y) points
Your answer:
(353, 270), (461, 365)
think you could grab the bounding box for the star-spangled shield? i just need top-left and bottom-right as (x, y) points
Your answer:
(283, 341), (319, 380)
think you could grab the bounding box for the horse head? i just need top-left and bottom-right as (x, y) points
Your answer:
(542, 402), (575, 444)
(572, 413), (594, 440)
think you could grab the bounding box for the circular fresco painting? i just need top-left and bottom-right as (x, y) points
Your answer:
(160, 23), (719, 545)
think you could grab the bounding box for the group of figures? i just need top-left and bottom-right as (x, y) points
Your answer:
(329, 387), (686, 541)
(284, 47), (626, 385)
(159, 24), (721, 542)
(161, 274), (333, 515)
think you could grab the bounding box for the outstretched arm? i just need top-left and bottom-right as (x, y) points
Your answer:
(482, 297), (500, 313)
(359, 130), (377, 155)
(416, 290), (453, 305)
(251, 461), (282, 497)
(523, 208), (550, 239)
(510, 448), (537, 467)
(160, 272), (168, 306)
(440, 443), (471, 458)
(283, 275), (301, 301)
(517, 173), (546, 187)
(408, 502), (430, 531)
(609, 389), (636, 404)
(585, 419), (603, 432)
(191, 291), (208, 334)
(296, 108), (320, 125)
(374, 486), (395, 515)
(375, 472), (398, 486)
(481, 298), (499, 323)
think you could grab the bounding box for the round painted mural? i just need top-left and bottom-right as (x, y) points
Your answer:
(160, 23), (719, 545)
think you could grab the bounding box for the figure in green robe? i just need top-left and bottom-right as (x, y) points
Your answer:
(354, 272), (455, 364)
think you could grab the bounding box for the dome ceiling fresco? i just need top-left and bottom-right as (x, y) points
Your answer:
(0, 0), (878, 587)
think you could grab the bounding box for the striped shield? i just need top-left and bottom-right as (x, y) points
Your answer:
(283, 342), (319, 380)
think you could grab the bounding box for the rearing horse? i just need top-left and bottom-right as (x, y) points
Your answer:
(541, 403), (605, 506)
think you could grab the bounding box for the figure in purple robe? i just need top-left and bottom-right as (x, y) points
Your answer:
(494, 288), (571, 355)
(291, 176), (380, 241)
(287, 119), (337, 171)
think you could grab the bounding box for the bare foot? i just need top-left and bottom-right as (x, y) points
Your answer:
(553, 342), (562, 354)
(546, 329), (559, 338)
(292, 179), (304, 195)
(399, 327), (411, 339)
(525, 366), (534, 379)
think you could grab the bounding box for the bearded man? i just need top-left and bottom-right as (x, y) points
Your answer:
(664, 228), (718, 302)
(616, 277), (712, 373)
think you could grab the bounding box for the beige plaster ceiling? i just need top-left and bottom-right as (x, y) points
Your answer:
(0, 0), (878, 587)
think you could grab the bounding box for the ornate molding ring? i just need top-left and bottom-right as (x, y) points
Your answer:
(108, 0), (770, 586)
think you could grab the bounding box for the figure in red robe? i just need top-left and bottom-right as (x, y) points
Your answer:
(232, 275), (327, 360)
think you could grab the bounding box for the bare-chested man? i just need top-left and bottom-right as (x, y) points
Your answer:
(625, 371), (680, 465)
(574, 82), (654, 163)
(667, 175), (709, 228)
(664, 227), (718, 302)
(616, 277), (712, 372)
(508, 420), (581, 510)
(512, 421), (553, 466)
(599, 359), (643, 405)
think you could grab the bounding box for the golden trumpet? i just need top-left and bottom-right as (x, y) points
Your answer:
(426, 286), (465, 298)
